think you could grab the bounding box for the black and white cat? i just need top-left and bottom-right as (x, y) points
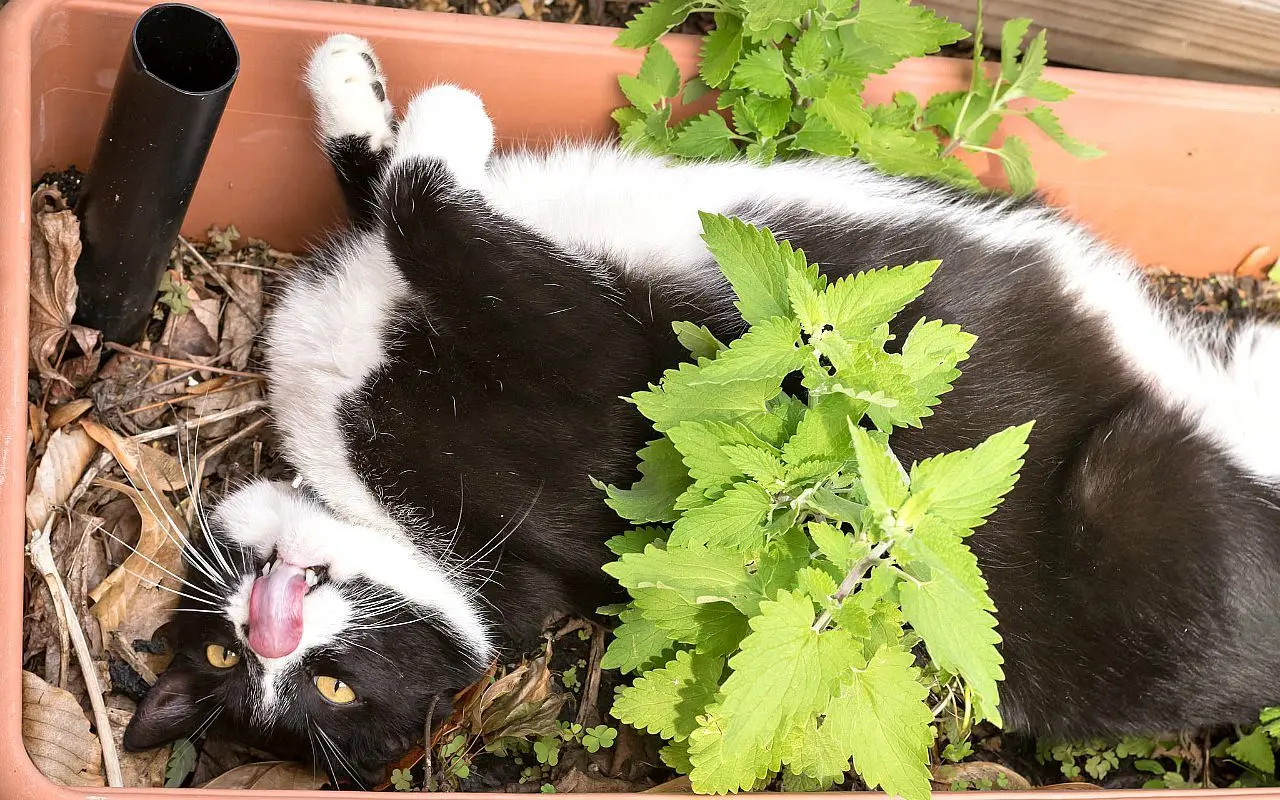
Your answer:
(122, 32), (1280, 787)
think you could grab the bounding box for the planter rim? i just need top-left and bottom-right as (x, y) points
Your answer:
(3, 0), (1280, 796)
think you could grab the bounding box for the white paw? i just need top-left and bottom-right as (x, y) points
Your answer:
(392, 84), (494, 190)
(305, 33), (395, 152)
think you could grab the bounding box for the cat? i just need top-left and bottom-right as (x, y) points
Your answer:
(122, 32), (1280, 788)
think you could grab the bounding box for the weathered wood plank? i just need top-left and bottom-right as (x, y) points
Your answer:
(925, 0), (1280, 86)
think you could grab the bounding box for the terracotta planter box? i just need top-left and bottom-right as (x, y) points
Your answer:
(3, 0), (1280, 797)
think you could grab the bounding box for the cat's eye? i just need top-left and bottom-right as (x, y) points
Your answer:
(314, 675), (356, 705)
(205, 643), (241, 669)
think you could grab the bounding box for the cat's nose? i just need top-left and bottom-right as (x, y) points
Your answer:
(248, 559), (307, 658)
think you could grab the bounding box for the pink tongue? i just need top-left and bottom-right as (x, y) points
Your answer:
(248, 562), (307, 658)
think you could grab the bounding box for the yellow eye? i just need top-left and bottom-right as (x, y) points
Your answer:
(205, 643), (241, 669)
(314, 675), (356, 705)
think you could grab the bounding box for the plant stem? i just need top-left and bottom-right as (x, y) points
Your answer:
(812, 540), (892, 632)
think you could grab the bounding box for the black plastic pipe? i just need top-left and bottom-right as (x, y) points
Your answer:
(74, 3), (239, 344)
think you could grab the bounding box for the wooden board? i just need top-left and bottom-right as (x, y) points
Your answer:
(924, 0), (1280, 86)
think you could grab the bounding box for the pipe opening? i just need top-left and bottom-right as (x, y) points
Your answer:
(133, 4), (238, 95)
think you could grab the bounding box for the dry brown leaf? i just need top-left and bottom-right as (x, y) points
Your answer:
(554, 767), (642, 793)
(218, 267), (261, 371)
(28, 402), (48, 451)
(931, 761), (1032, 791)
(644, 776), (693, 794)
(105, 706), (169, 787)
(163, 291), (221, 361)
(25, 427), (99, 533)
(48, 399), (94, 432)
(81, 418), (186, 492)
(470, 648), (565, 741)
(88, 479), (187, 652)
(22, 670), (104, 787)
(28, 198), (98, 385)
(200, 761), (329, 789)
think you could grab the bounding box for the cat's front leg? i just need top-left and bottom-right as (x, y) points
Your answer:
(305, 34), (396, 228)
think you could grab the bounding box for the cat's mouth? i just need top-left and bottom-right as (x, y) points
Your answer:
(246, 554), (327, 659)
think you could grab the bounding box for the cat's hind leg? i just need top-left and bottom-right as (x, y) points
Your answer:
(388, 83), (494, 190)
(305, 34), (396, 228)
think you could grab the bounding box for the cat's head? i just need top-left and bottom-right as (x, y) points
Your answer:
(122, 479), (493, 787)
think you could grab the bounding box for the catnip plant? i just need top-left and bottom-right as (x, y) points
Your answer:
(595, 213), (1033, 797)
(611, 0), (1102, 194)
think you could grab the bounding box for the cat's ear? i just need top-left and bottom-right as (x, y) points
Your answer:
(122, 663), (207, 751)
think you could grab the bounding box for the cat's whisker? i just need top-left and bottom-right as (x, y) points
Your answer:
(177, 424), (241, 583)
(114, 565), (221, 607)
(97, 527), (224, 602)
(315, 722), (364, 789)
(125, 465), (230, 590)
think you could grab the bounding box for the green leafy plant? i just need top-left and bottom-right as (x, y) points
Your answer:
(156, 269), (192, 318)
(612, 0), (1100, 193)
(534, 736), (562, 766)
(583, 725), (619, 753)
(597, 213), (1032, 797)
(164, 738), (197, 788)
(390, 767), (414, 791)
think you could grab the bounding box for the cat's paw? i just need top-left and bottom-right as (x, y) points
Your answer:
(393, 84), (494, 190)
(305, 33), (395, 152)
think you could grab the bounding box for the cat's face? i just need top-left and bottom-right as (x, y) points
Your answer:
(122, 480), (489, 787)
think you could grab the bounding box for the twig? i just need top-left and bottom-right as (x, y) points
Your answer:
(575, 623), (606, 728)
(422, 695), (440, 792)
(107, 631), (158, 686)
(130, 400), (268, 444)
(104, 342), (263, 379)
(124, 378), (258, 416)
(66, 451), (114, 516)
(812, 540), (892, 632)
(179, 236), (260, 326)
(193, 417), (269, 487)
(28, 519), (124, 787)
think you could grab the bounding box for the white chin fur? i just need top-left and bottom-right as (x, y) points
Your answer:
(213, 480), (493, 667)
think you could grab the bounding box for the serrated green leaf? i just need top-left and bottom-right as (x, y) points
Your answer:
(745, 137), (780, 165)
(850, 424), (908, 515)
(687, 591), (860, 793)
(788, 266), (825, 333)
(999, 18), (1033, 84)
(899, 317), (976, 413)
(635, 589), (752, 655)
(998, 134), (1037, 195)
(630, 361), (784, 432)
(701, 14), (744, 88)
(165, 738), (197, 788)
(612, 105), (646, 131)
(615, 0), (693, 48)
(793, 113), (853, 157)
(731, 46), (792, 98)
(672, 111), (739, 159)
(661, 740), (695, 773)
(1024, 106), (1104, 159)
(857, 125), (954, 181)
(805, 647), (934, 800)
(783, 392), (866, 465)
(742, 93), (793, 139)
(700, 214), (809, 326)
(791, 26), (827, 75)
(796, 566), (839, 604)
(835, 26), (898, 76)
(853, 0), (968, 58)
(722, 444), (787, 485)
(603, 608), (676, 673)
(805, 487), (867, 525)
(618, 74), (665, 109)
(613, 650), (725, 741)
(601, 437), (691, 523)
(742, 0), (815, 38)
(820, 261), (939, 340)
(808, 521), (854, 567)
(756, 527), (813, 598)
(898, 525), (1003, 724)
(606, 526), (668, 556)
(924, 89), (999, 146)
(1229, 729), (1276, 774)
(1005, 28), (1048, 100)
(810, 77), (871, 142)
(670, 482), (776, 551)
(672, 321), (727, 361)
(1028, 79), (1072, 102)
(608, 544), (763, 613)
(909, 422), (1033, 532)
(683, 76), (714, 103)
(639, 42), (682, 97)
(669, 420), (777, 498)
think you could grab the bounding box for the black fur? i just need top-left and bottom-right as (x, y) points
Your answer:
(124, 123), (1280, 786)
